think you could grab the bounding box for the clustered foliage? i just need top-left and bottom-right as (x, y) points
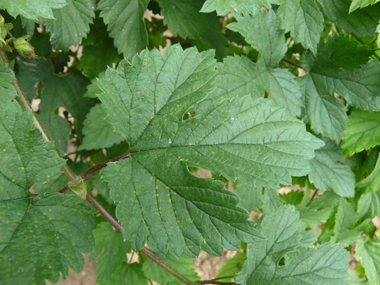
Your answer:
(1, 0), (380, 284)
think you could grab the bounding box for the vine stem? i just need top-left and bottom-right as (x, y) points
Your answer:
(281, 58), (303, 69)
(86, 191), (197, 285)
(0, 47), (196, 285)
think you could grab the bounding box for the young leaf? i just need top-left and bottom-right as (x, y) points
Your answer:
(357, 191), (380, 219)
(142, 253), (199, 284)
(349, 0), (378, 12)
(217, 252), (247, 281)
(157, 0), (228, 59)
(342, 109), (380, 157)
(277, 0), (324, 54)
(331, 198), (370, 246)
(308, 140), (355, 197)
(228, 10), (287, 67)
(79, 104), (124, 151)
(98, 0), (149, 59)
(90, 222), (131, 285)
(355, 237), (380, 284)
(41, 0), (95, 50)
(319, 0), (380, 38)
(201, 0), (271, 16)
(98, 45), (323, 256)
(0, 100), (95, 284)
(0, 62), (17, 103)
(0, 0), (66, 20)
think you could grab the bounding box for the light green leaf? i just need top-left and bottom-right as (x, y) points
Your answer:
(90, 223), (131, 285)
(357, 191), (380, 219)
(278, 0), (324, 54)
(331, 198), (370, 246)
(356, 153), (380, 193)
(342, 109), (380, 157)
(355, 237), (380, 284)
(42, 0), (95, 50)
(299, 74), (347, 143)
(280, 190), (304, 205)
(0, 0), (66, 20)
(236, 205), (348, 284)
(345, 270), (367, 284)
(349, 0), (378, 12)
(81, 16), (120, 80)
(0, 101), (95, 285)
(299, 230), (320, 247)
(79, 104), (124, 151)
(201, 0), (271, 16)
(98, 45), (322, 256)
(308, 140), (355, 197)
(234, 181), (263, 212)
(272, 244), (349, 284)
(296, 182), (340, 228)
(0, 62), (17, 103)
(157, 0), (228, 59)
(217, 252), (247, 281)
(228, 10), (287, 67)
(108, 263), (148, 285)
(235, 205), (303, 285)
(319, 0), (380, 38)
(98, 0), (149, 59)
(142, 253), (199, 284)
(262, 188), (284, 214)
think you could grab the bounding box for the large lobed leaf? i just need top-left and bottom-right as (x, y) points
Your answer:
(0, 100), (95, 285)
(97, 45), (323, 257)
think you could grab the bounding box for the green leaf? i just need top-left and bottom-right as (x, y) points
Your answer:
(356, 153), (380, 193)
(355, 237), (380, 284)
(198, 56), (303, 117)
(0, 0), (66, 20)
(308, 140), (355, 197)
(41, 0), (95, 51)
(81, 15), (120, 80)
(234, 181), (263, 212)
(84, 72), (104, 98)
(108, 263), (148, 285)
(228, 10), (287, 67)
(280, 190), (304, 205)
(342, 109), (380, 157)
(331, 198), (370, 246)
(157, 0), (228, 59)
(235, 205), (303, 284)
(298, 74), (347, 143)
(78, 104), (124, 151)
(262, 188), (284, 213)
(319, 0), (380, 38)
(90, 222), (131, 285)
(201, 0), (271, 16)
(296, 185), (340, 228)
(16, 58), (97, 156)
(345, 270), (367, 284)
(142, 253), (199, 284)
(0, 101), (95, 284)
(303, 35), (373, 71)
(98, 45), (323, 256)
(236, 205), (349, 284)
(0, 62), (17, 103)
(349, 0), (378, 12)
(278, 0), (324, 54)
(357, 191), (380, 219)
(299, 230), (320, 247)
(217, 252), (247, 281)
(98, 0), (149, 59)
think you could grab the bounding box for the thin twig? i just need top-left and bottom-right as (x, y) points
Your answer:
(281, 58), (303, 69)
(86, 191), (197, 285)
